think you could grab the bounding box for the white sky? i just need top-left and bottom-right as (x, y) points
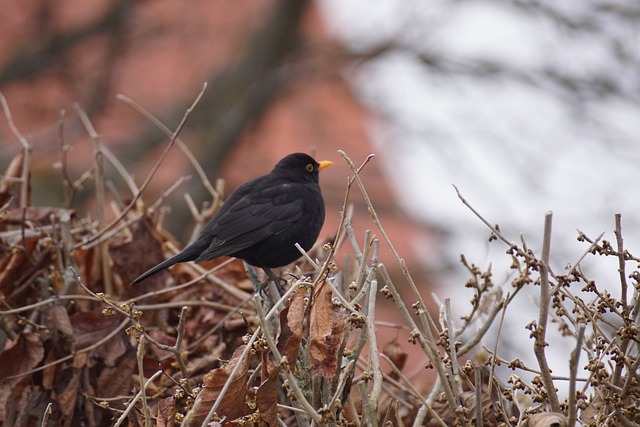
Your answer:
(319, 0), (640, 389)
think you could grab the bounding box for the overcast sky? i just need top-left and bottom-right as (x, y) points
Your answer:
(319, 0), (640, 386)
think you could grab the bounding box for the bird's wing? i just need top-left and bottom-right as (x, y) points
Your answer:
(194, 183), (305, 262)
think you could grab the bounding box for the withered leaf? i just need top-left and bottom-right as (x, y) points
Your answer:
(256, 351), (279, 427)
(110, 215), (167, 295)
(0, 384), (11, 424)
(55, 358), (83, 421)
(309, 277), (347, 378)
(579, 393), (604, 425)
(199, 257), (248, 287)
(44, 303), (74, 353)
(1, 383), (49, 426)
(187, 345), (251, 425)
(96, 348), (136, 398)
(70, 309), (128, 366)
(0, 333), (44, 424)
(278, 287), (307, 363)
(156, 397), (176, 427)
(0, 333), (44, 383)
(383, 339), (407, 378)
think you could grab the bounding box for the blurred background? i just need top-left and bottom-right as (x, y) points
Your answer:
(1, 0), (639, 384)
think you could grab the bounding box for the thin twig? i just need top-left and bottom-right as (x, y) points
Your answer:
(453, 184), (541, 267)
(113, 370), (163, 427)
(340, 152), (460, 406)
(364, 278), (382, 426)
(568, 325), (585, 427)
(457, 288), (505, 358)
(327, 359), (356, 411)
(136, 335), (152, 425)
(317, 151), (376, 288)
(340, 151), (460, 412)
(148, 175), (192, 212)
(295, 242), (320, 270)
(377, 263), (459, 410)
(57, 109), (73, 207)
(487, 292), (508, 398)
(474, 367), (483, 427)
(253, 293), (323, 424)
(378, 352), (447, 427)
(444, 298), (463, 397)
(98, 140), (140, 198)
(40, 403), (53, 427)
(77, 83), (207, 249)
(76, 105), (113, 295)
(614, 214), (628, 309)
(116, 92), (218, 199)
(0, 92), (31, 209)
(533, 211), (561, 412)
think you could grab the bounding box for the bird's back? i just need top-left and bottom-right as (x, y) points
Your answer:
(195, 173), (325, 268)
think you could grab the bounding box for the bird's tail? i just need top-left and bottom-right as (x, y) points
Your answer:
(131, 243), (203, 285)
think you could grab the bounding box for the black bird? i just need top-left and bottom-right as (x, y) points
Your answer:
(132, 153), (332, 285)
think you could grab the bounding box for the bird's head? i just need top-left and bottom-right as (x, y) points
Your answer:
(273, 153), (332, 183)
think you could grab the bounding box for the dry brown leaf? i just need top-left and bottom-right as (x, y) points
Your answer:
(309, 277), (347, 378)
(0, 385), (11, 425)
(156, 396), (176, 427)
(383, 339), (407, 379)
(578, 394), (604, 426)
(525, 412), (569, 427)
(44, 303), (74, 353)
(286, 287), (307, 337)
(199, 256), (249, 287)
(256, 351), (279, 427)
(96, 349), (136, 399)
(187, 345), (251, 425)
(0, 333), (45, 423)
(278, 287), (307, 363)
(55, 359), (82, 421)
(41, 354), (58, 391)
(1, 383), (49, 426)
(70, 309), (129, 366)
(0, 333), (44, 383)
(110, 216), (167, 295)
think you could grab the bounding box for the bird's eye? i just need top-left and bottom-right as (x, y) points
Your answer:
(306, 163), (314, 172)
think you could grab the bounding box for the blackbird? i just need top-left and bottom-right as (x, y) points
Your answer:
(131, 153), (332, 285)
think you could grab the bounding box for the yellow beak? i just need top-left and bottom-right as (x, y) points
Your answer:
(318, 160), (333, 171)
